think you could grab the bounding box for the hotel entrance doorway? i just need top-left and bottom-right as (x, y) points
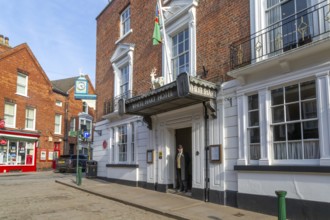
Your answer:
(175, 127), (192, 191)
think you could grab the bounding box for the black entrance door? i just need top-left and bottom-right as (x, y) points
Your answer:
(175, 127), (192, 191)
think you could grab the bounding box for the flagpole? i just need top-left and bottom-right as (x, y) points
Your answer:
(157, 0), (173, 83)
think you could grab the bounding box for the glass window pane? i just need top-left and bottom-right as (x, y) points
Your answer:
(5, 104), (14, 114)
(287, 123), (301, 140)
(303, 120), (318, 139)
(272, 106), (284, 123)
(288, 142), (303, 159)
(286, 103), (300, 121)
(248, 94), (259, 110)
(250, 144), (260, 160)
(301, 81), (316, 100)
(18, 142), (26, 165)
(249, 128), (260, 143)
(304, 140), (319, 159)
(179, 32), (184, 42)
(179, 42), (184, 53)
(271, 88), (283, 105)
(249, 111), (259, 126)
(273, 124), (286, 141)
(17, 74), (26, 85)
(285, 84), (299, 102)
(274, 143), (287, 159)
(17, 85), (26, 94)
(301, 100), (317, 119)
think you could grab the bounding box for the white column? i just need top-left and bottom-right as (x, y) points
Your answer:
(259, 88), (270, 165)
(316, 72), (330, 165)
(237, 94), (248, 165)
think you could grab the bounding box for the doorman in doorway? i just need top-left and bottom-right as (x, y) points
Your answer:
(176, 144), (190, 192)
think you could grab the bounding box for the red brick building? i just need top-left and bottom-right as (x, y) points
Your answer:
(93, 0), (249, 205)
(51, 76), (96, 157)
(0, 36), (96, 172)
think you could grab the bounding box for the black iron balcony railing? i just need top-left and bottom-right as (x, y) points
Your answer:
(230, 1), (330, 70)
(103, 90), (134, 115)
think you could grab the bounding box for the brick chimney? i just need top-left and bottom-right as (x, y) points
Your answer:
(0, 35), (11, 53)
(4, 37), (9, 46)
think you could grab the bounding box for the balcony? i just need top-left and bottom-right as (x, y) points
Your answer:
(229, 1), (330, 78)
(103, 90), (134, 117)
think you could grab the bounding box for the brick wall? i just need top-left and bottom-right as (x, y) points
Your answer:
(0, 43), (96, 170)
(95, 0), (250, 121)
(0, 44), (56, 170)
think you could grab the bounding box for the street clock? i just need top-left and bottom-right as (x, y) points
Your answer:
(75, 76), (88, 94)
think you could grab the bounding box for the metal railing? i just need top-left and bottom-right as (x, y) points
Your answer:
(230, 1), (330, 70)
(103, 90), (134, 115)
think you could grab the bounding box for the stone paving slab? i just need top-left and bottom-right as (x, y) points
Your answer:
(55, 176), (277, 220)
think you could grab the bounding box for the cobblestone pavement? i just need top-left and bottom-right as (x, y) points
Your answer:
(0, 171), (173, 220)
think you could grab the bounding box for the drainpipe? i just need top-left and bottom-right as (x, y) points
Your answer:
(203, 102), (209, 202)
(64, 100), (69, 154)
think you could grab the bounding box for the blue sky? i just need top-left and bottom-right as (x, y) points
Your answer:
(0, 0), (109, 86)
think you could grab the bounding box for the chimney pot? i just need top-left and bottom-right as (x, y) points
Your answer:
(0, 35), (3, 45)
(4, 37), (9, 46)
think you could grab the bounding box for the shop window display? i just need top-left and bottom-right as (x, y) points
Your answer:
(0, 140), (34, 166)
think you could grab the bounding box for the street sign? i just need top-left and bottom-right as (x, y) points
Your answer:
(68, 131), (78, 137)
(83, 131), (90, 139)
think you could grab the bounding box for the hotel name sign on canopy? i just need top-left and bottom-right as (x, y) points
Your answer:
(74, 76), (97, 100)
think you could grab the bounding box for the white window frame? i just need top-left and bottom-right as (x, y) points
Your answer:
(131, 122), (135, 162)
(121, 5), (131, 37)
(238, 77), (321, 166)
(110, 44), (134, 104)
(118, 124), (128, 162)
(171, 28), (190, 78)
(4, 102), (16, 128)
(162, 3), (197, 83)
(16, 73), (28, 96)
(270, 80), (319, 163)
(55, 100), (63, 107)
(119, 65), (130, 97)
(25, 107), (36, 130)
(54, 114), (62, 135)
(70, 118), (76, 131)
(110, 123), (136, 164)
(247, 94), (261, 163)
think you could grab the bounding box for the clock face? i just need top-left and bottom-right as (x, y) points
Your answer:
(77, 82), (85, 90)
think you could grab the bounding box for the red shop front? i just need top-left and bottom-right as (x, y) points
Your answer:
(0, 130), (39, 173)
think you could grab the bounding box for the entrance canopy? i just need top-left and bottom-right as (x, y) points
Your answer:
(119, 73), (218, 128)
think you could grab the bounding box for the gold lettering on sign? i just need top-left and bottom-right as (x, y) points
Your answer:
(129, 90), (175, 111)
(190, 84), (216, 98)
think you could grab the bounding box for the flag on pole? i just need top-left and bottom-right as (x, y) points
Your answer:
(152, 3), (162, 45)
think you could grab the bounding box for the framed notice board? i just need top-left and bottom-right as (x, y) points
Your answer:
(147, 150), (154, 164)
(209, 144), (222, 163)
